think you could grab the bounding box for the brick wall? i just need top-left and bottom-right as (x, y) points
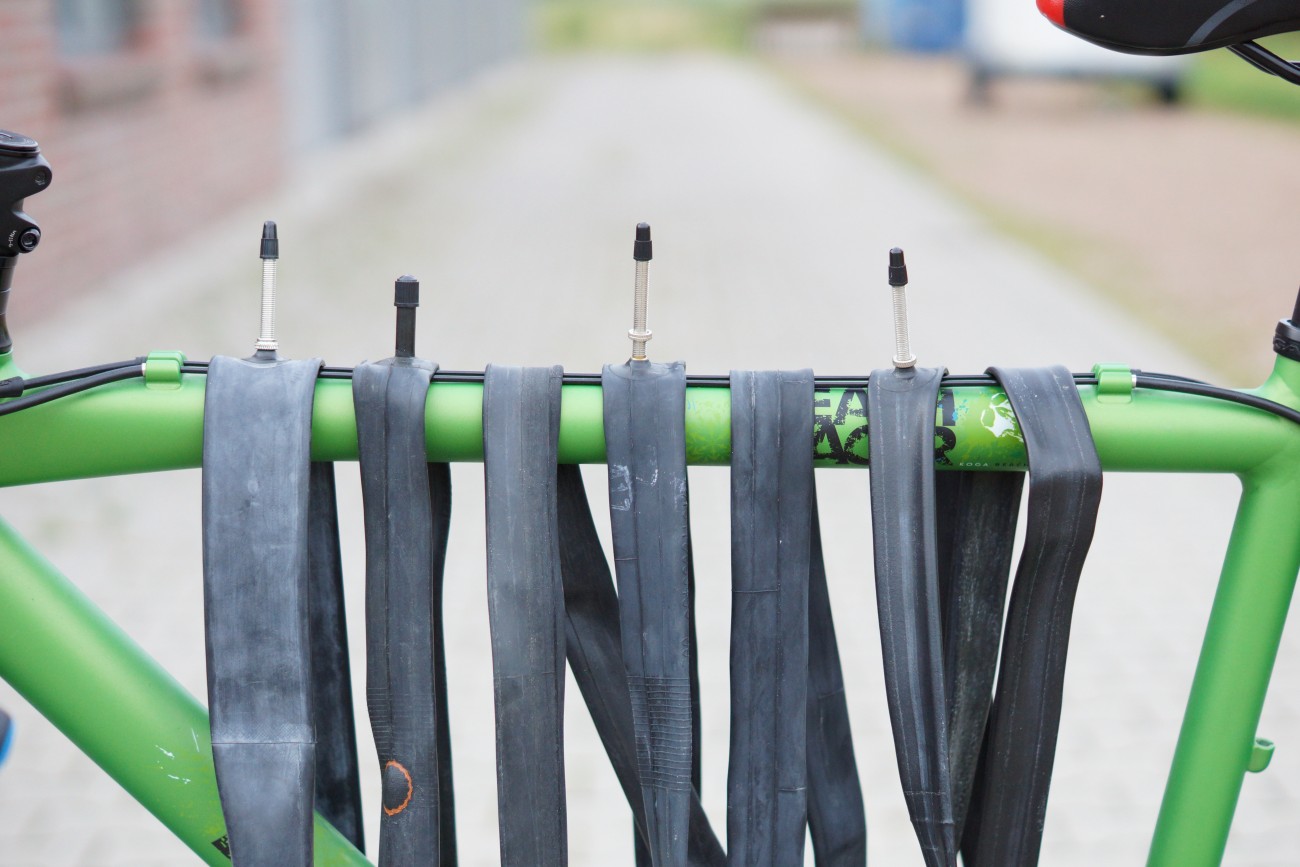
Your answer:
(0, 0), (285, 315)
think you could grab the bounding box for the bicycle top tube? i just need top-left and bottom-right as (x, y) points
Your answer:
(0, 350), (1297, 488)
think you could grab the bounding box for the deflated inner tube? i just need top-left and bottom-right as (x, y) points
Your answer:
(961, 366), (1103, 867)
(482, 365), (569, 867)
(556, 463), (727, 867)
(603, 359), (695, 867)
(306, 462), (365, 851)
(727, 369), (813, 866)
(202, 354), (323, 866)
(867, 365), (957, 867)
(935, 469), (1023, 843)
(806, 498), (868, 867)
(354, 356), (456, 864)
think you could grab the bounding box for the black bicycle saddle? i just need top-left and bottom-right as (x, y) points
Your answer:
(1040, 0), (1300, 55)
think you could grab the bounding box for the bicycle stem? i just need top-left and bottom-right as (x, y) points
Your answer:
(0, 131), (52, 356)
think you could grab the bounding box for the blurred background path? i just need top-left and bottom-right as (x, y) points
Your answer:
(2, 3), (1300, 866)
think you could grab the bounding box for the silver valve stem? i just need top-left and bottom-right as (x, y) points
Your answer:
(254, 221), (279, 354)
(629, 222), (653, 361)
(887, 247), (916, 369)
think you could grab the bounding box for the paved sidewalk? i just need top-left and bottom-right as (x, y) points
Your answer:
(777, 50), (1300, 384)
(0, 54), (1296, 865)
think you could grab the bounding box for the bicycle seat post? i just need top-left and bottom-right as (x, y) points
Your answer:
(0, 131), (52, 357)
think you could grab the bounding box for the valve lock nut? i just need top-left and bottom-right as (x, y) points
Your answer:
(1275, 319), (1300, 363)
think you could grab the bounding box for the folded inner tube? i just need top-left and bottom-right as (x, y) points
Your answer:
(306, 462), (365, 851)
(603, 359), (695, 867)
(727, 369), (813, 866)
(961, 366), (1103, 867)
(867, 365), (957, 867)
(354, 357), (456, 864)
(202, 354), (323, 866)
(645, 533), (706, 866)
(482, 365), (569, 867)
(687, 534), (704, 800)
(934, 469), (1023, 843)
(806, 499), (868, 867)
(555, 463), (727, 867)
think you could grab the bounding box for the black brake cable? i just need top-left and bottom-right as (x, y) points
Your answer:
(1133, 370), (1210, 386)
(0, 364), (143, 418)
(25, 357), (147, 388)
(0, 357), (145, 397)
(1133, 374), (1300, 427)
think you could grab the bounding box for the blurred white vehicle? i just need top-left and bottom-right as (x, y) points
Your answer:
(964, 0), (1191, 102)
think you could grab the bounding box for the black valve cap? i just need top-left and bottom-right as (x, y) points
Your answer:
(395, 274), (419, 307)
(394, 275), (419, 358)
(888, 247), (908, 287)
(633, 222), (652, 262)
(259, 221), (278, 259)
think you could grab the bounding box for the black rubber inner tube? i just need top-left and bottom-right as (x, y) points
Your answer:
(806, 498), (869, 867)
(867, 364), (958, 867)
(202, 354), (323, 866)
(556, 463), (727, 866)
(961, 366), (1103, 867)
(602, 359), (696, 867)
(935, 468), (1023, 843)
(306, 462), (365, 851)
(482, 365), (569, 867)
(727, 369), (814, 865)
(354, 356), (457, 864)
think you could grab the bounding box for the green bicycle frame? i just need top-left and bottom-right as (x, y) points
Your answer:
(0, 350), (1297, 865)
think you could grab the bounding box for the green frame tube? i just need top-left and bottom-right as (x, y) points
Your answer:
(0, 374), (1294, 486)
(1146, 471), (1300, 864)
(0, 352), (1297, 864)
(0, 516), (370, 865)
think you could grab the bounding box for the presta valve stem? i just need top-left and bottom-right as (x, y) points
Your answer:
(394, 274), (419, 358)
(888, 246), (916, 369)
(255, 221), (279, 353)
(629, 222), (653, 361)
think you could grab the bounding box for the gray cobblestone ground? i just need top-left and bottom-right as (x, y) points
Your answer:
(0, 55), (1296, 865)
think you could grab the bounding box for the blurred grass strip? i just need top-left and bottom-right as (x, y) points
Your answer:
(536, 0), (755, 52)
(1187, 35), (1300, 122)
